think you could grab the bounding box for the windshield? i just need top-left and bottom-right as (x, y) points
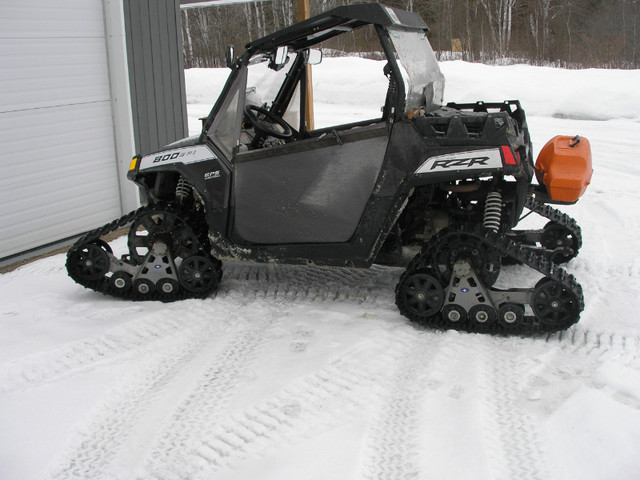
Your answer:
(388, 28), (445, 113)
(246, 52), (301, 128)
(246, 53), (294, 109)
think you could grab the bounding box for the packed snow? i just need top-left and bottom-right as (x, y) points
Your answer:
(1, 58), (640, 480)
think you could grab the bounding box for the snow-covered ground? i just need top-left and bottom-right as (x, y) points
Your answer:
(2, 59), (640, 480)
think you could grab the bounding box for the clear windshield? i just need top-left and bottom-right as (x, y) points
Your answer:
(388, 28), (445, 113)
(246, 53), (295, 110)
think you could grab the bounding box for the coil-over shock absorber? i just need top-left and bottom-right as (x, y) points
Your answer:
(483, 191), (502, 232)
(175, 176), (192, 204)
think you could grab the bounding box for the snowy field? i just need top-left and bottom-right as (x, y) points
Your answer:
(2, 59), (640, 480)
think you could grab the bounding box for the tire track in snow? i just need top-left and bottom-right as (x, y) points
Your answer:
(0, 310), (220, 394)
(358, 329), (445, 480)
(477, 337), (548, 480)
(0, 263), (398, 394)
(221, 263), (640, 361)
(137, 327), (409, 480)
(545, 329), (640, 359)
(44, 307), (243, 480)
(218, 262), (399, 307)
(138, 315), (278, 480)
(354, 328), (637, 480)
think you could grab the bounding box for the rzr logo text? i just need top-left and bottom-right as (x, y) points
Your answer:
(429, 156), (490, 170)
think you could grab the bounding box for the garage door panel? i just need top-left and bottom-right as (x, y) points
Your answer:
(2, 174), (121, 226)
(1, 143), (117, 191)
(0, 101), (117, 162)
(1, 199), (122, 257)
(0, 37), (111, 112)
(0, 1), (125, 260)
(0, 1), (105, 39)
(1, 162), (119, 217)
(0, 100), (122, 257)
(0, 102), (119, 187)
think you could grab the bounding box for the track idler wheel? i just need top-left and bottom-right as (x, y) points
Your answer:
(442, 304), (466, 325)
(497, 303), (525, 328)
(178, 255), (221, 294)
(133, 278), (155, 296)
(67, 242), (110, 282)
(110, 271), (132, 293)
(531, 278), (580, 329)
(541, 222), (580, 263)
(469, 305), (497, 329)
(157, 278), (180, 300)
(396, 269), (445, 321)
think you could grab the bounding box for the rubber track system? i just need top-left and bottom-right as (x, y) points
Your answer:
(525, 197), (582, 244)
(511, 197), (583, 262)
(66, 203), (222, 302)
(396, 223), (585, 336)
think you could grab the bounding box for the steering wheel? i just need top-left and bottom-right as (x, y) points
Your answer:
(244, 104), (293, 140)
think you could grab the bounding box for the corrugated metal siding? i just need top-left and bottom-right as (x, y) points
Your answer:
(0, 0), (122, 259)
(124, 0), (188, 155)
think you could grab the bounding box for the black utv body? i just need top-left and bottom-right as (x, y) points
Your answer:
(67, 3), (591, 335)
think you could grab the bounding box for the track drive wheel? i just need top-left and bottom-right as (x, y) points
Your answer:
(128, 209), (200, 264)
(429, 228), (502, 287)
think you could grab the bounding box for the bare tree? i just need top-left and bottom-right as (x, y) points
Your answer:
(477, 0), (517, 57)
(180, 0), (640, 69)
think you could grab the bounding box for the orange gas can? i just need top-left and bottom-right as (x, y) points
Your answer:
(535, 135), (593, 203)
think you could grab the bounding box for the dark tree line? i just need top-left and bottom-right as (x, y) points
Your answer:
(182, 0), (640, 69)
(182, 0), (296, 68)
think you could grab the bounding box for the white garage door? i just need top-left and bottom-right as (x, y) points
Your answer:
(0, 1), (124, 260)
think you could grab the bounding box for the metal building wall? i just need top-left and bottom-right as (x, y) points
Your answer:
(124, 0), (189, 156)
(0, 1), (126, 260)
(0, 0), (189, 262)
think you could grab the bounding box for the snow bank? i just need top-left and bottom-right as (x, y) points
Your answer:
(442, 61), (640, 121)
(185, 58), (640, 135)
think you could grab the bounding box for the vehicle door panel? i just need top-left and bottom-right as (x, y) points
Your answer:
(233, 123), (388, 244)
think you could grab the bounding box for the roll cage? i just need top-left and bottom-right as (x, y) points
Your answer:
(200, 3), (444, 157)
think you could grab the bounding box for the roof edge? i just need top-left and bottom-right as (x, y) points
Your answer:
(245, 3), (428, 52)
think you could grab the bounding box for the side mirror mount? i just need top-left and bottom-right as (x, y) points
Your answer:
(305, 49), (322, 65)
(269, 46), (289, 71)
(225, 45), (235, 68)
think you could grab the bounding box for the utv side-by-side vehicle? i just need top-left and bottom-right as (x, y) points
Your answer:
(67, 3), (593, 335)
